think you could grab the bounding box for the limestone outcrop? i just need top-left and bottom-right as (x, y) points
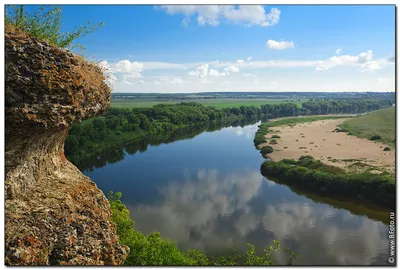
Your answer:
(5, 27), (129, 265)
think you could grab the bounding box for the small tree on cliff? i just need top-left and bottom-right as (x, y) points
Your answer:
(5, 5), (104, 51)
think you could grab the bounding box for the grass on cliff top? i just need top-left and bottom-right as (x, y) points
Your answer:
(338, 107), (395, 146)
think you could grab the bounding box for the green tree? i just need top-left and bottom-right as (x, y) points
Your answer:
(92, 118), (107, 132)
(64, 135), (79, 154)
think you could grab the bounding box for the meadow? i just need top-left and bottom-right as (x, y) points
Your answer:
(111, 99), (305, 109)
(338, 106), (395, 146)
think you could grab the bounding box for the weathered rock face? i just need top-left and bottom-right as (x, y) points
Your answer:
(5, 28), (129, 265)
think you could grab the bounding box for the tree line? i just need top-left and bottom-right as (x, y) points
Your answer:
(261, 157), (395, 209)
(65, 102), (265, 165)
(65, 99), (393, 166)
(79, 118), (259, 172)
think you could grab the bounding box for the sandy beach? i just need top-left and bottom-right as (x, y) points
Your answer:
(259, 119), (395, 174)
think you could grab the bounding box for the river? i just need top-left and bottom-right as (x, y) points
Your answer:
(82, 121), (391, 265)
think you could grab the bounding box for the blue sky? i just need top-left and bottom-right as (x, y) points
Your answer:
(26, 5), (395, 92)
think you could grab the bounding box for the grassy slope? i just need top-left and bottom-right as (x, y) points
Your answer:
(111, 99), (305, 109)
(339, 106), (395, 146)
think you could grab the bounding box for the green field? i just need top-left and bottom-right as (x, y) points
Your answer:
(339, 106), (395, 146)
(111, 99), (305, 109)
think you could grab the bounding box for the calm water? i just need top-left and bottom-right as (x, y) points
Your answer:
(83, 122), (391, 265)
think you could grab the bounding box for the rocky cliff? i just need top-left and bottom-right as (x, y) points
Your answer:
(5, 27), (129, 265)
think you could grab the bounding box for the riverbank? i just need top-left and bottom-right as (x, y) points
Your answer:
(254, 115), (395, 209)
(261, 118), (395, 174)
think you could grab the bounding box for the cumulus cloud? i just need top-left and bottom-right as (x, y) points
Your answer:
(116, 59), (144, 73)
(158, 5), (281, 27)
(335, 48), (342, 55)
(266, 39), (296, 50)
(188, 64), (210, 78)
(209, 68), (228, 77)
(316, 50), (389, 72)
(236, 59), (244, 64)
(224, 65), (240, 73)
(246, 56), (252, 62)
(359, 61), (383, 72)
(189, 64), (237, 78)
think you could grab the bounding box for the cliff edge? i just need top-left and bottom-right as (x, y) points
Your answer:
(5, 27), (129, 265)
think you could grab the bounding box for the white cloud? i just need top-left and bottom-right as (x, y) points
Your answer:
(115, 59), (144, 73)
(246, 56), (252, 62)
(188, 64), (210, 78)
(360, 61), (382, 72)
(224, 65), (240, 73)
(266, 39), (296, 50)
(335, 48), (342, 55)
(158, 5), (280, 27)
(357, 50), (374, 63)
(209, 68), (227, 77)
(109, 49), (394, 93)
(316, 50), (386, 72)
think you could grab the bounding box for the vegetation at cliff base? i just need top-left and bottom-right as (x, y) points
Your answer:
(108, 192), (297, 266)
(338, 107), (395, 146)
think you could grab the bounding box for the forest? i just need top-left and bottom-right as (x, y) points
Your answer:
(65, 98), (393, 166)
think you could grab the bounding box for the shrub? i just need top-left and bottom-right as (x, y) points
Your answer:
(260, 146), (274, 155)
(271, 135), (281, 139)
(261, 161), (395, 208)
(384, 147), (391, 151)
(270, 139), (278, 145)
(369, 135), (382, 141)
(334, 128), (348, 133)
(299, 155), (314, 160)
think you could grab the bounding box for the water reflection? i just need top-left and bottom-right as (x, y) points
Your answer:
(80, 117), (262, 171)
(268, 177), (390, 225)
(126, 168), (389, 265)
(83, 120), (391, 265)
